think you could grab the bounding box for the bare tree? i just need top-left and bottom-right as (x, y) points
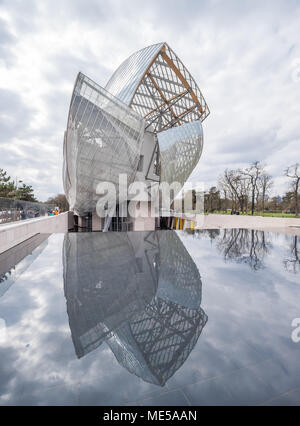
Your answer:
(284, 164), (300, 216)
(222, 170), (239, 211)
(258, 172), (273, 213)
(223, 169), (249, 212)
(206, 186), (220, 212)
(241, 161), (263, 215)
(218, 176), (232, 212)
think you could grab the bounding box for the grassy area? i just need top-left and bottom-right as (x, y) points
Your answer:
(208, 211), (300, 218)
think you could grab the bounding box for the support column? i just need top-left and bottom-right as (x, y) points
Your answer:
(77, 216), (87, 228)
(132, 201), (155, 231)
(92, 212), (102, 231)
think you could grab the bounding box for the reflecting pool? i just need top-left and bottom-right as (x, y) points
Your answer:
(0, 230), (300, 406)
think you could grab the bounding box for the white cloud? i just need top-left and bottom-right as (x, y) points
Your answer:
(0, 0), (299, 200)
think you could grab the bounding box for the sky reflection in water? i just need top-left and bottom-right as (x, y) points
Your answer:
(0, 229), (299, 406)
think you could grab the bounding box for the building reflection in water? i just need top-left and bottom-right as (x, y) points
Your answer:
(63, 231), (207, 386)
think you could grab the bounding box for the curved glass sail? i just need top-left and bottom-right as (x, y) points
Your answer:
(63, 231), (207, 386)
(105, 43), (164, 106)
(63, 73), (145, 216)
(158, 120), (203, 192)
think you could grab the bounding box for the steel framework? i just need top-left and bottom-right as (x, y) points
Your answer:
(106, 43), (209, 133)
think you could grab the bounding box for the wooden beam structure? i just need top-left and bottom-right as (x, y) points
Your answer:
(144, 89), (189, 119)
(128, 43), (209, 133)
(160, 51), (203, 114)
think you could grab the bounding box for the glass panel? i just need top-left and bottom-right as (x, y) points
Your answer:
(105, 43), (164, 105)
(64, 73), (145, 216)
(158, 120), (203, 193)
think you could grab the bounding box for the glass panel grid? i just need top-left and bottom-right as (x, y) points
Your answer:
(64, 73), (145, 215)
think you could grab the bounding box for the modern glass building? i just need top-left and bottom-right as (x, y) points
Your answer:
(63, 42), (209, 231)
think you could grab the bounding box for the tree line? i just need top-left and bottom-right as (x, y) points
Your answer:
(0, 167), (69, 210)
(203, 161), (300, 217)
(0, 168), (37, 202)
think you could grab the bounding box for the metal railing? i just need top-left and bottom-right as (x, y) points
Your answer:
(0, 197), (55, 225)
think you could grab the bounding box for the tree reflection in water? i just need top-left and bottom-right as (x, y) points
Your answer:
(216, 229), (272, 271)
(187, 228), (300, 274)
(283, 235), (300, 274)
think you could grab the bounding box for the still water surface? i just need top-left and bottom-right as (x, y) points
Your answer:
(0, 229), (300, 405)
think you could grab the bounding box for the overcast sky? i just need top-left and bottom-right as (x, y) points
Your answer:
(0, 0), (300, 201)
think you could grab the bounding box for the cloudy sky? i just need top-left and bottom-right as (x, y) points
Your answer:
(0, 0), (300, 201)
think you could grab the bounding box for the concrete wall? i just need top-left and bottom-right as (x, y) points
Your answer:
(92, 212), (102, 231)
(132, 202), (155, 231)
(0, 212), (73, 254)
(77, 215), (87, 229)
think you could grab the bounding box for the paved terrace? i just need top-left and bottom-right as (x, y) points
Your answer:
(193, 214), (300, 236)
(0, 212), (73, 254)
(1, 211), (299, 255)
